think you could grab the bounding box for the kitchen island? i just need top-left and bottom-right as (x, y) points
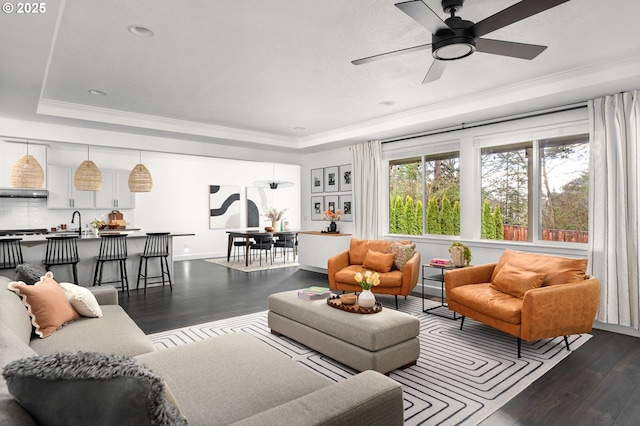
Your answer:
(0, 230), (194, 289)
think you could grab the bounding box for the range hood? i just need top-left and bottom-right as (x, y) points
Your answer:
(0, 188), (49, 198)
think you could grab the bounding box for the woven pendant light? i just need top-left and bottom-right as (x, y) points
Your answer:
(10, 142), (44, 188)
(74, 146), (103, 191)
(128, 152), (153, 192)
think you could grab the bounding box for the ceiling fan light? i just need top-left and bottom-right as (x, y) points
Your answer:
(433, 36), (476, 60)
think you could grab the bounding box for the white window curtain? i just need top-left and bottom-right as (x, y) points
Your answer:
(588, 90), (640, 329)
(352, 140), (383, 239)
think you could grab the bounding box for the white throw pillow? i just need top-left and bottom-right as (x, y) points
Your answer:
(60, 282), (103, 318)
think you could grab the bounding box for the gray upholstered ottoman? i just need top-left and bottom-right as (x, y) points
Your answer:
(268, 290), (420, 374)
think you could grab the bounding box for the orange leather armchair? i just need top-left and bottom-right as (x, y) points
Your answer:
(328, 238), (420, 309)
(444, 249), (600, 357)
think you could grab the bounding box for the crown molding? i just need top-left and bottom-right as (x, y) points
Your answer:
(36, 98), (299, 149)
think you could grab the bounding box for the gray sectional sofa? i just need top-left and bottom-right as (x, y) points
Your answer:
(0, 276), (404, 425)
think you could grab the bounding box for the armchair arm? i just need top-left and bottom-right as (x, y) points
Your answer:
(444, 263), (497, 293)
(520, 277), (600, 341)
(400, 251), (421, 294)
(232, 370), (404, 426)
(327, 250), (350, 289)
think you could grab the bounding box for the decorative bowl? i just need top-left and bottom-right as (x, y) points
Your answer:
(340, 294), (357, 305)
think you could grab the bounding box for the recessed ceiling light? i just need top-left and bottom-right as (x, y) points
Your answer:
(380, 100), (396, 106)
(128, 25), (154, 37)
(293, 127), (306, 131)
(88, 89), (107, 96)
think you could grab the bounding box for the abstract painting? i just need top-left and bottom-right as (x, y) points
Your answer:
(246, 186), (269, 227)
(209, 185), (241, 229)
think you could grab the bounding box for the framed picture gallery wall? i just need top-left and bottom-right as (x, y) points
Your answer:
(310, 164), (353, 221)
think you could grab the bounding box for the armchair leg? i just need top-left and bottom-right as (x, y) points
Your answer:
(395, 295), (398, 309)
(564, 335), (571, 351)
(517, 338), (521, 358)
(459, 316), (465, 330)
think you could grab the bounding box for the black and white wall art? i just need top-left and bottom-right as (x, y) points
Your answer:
(311, 196), (324, 221)
(339, 194), (353, 221)
(324, 166), (339, 192)
(311, 168), (324, 193)
(209, 185), (241, 229)
(324, 195), (339, 214)
(339, 164), (352, 192)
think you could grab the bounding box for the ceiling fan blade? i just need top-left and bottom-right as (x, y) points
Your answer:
(473, 0), (570, 38)
(395, 0), (449, 34)
(422, 60), (446, 84)
(351, 43), (432, 65)
(475, 38), (547, 60)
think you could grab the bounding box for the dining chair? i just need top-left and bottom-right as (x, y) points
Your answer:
(273, 232), (296, 263)
(250, 233), (273, 266)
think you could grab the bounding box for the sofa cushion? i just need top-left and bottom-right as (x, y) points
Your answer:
(2, 351), (186, 426)
(449, 283), (523, 325)
(491, 249), (587, 286)
(136, 332), (331, 425)
(363, 249), (395, 273)
(490, 263), (547, 298)
(60, 282), (103, 318)
(349, 239), (394, 265)
(335, 265), (403, 288)
(14, 264), (47, 285)
(29, 305), (157, 357)
(0, 277), (33, 345)
(388, 242), (416, 271)
(7, 273), (79, 338)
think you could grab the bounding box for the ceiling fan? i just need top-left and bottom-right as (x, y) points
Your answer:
(352, 0), (570, 83)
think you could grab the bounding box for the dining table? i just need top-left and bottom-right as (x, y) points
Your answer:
(225, 229), (297, 267)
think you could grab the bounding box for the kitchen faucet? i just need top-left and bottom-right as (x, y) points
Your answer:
(71, 211), (81, 237)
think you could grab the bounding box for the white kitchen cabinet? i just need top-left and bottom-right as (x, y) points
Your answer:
(95, 170), (135, 209)
(47, 165), (95, 209)
(0, 141), (47, 188)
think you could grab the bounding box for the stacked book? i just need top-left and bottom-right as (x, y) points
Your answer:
(429, 258), (454, 267)
(298, 286), (332, 300)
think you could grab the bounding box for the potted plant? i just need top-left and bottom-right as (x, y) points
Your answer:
(449, 241), (471, 267)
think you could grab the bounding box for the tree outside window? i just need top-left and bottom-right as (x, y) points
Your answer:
(481, 134), (589, 243)
(389, 153), (460, 236)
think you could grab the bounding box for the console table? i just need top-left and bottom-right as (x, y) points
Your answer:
(297, 231), (351, 273)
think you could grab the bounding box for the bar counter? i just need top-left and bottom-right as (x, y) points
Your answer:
(0, 231), (194, 288)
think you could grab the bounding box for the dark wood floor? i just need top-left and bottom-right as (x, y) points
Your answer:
(120, 260), (640, 426)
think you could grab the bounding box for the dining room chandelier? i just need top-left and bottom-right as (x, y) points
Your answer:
(9, 140), (44, 189)
(253, 164), (294, 189)
(74, 146), (103, 191)
(128, 151), (153, 192)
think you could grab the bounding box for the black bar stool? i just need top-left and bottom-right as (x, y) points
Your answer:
(93, 234), (129, 296)
(136, 233), (172, 293)
(43, 236), (80, 284)
(0, 238), (24, 272)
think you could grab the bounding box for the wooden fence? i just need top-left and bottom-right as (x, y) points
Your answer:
(503, 225), (588, 243)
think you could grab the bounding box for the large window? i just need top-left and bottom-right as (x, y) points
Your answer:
(481, 134), (589, 242)
(389, 152), (460, 236)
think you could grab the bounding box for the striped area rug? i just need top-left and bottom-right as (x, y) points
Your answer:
(148, 295), (590, 426)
